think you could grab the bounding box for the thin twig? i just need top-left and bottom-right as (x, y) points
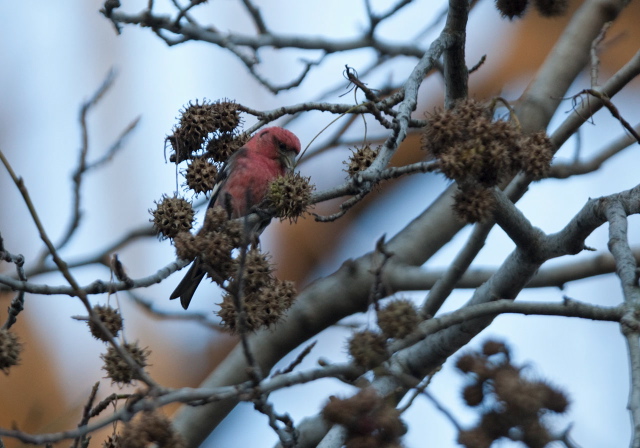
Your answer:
(273, 341), (318, 376)
(550, 124), (640, 178)
(72, 382), (100, 448)
(54, 70), (117, 254)
(241, 0), (267, 34)
(0, 238), (26, 330)
(572, 89), (640, 143)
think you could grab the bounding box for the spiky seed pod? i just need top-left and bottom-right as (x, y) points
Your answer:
(457, 427), (495, 448)
(533, 0), (568, 16)
(436, 150), (469, 183)
(222, 219), (244, 248)
(150, 195), (194, 240)
(206, 132), (249, 163)
(184, 157), (218, 195)
(518, 131), (554, 180)
(0, 329), (22, 374)
(493, 367), (542, 416)
(538, 381), (569, 413)
(102, 434), (122, 448)
(216, 292), (260, 332)
(421, 107), (461, 156)
(465, 118), (515, 187)
(199, 231), (235, 281)
(266, 173), (315, 223)
(376, 298), (420, 340)
(345, 145), (379, 177)
(120, 411), (185, 448)
(270, 279), (297, 309)
(88, 305), (123, 342)
(463, 383), (485, 407)
(210, 100), (242, 133)
(521, 419), (553, 448)
(259, 279), (297, 326)
(217, 279), (296, 332)
(452, 186), (496, 224)
(348, 330), (387, 369)
(179, 101), (217, 135)
(423, 101), (490, 157)
(455, 98), (492, 122)
(173, 232), (199, 261)
(374, 406), (407, 440)
(423, 100), (490, 155)
(495, 0), (528, 18)
(101, 342), (150, 385)
(482, 340), (508, 357)
(477, 141), (512, 187)
(167, 101), (219, 163)
(166, 127), (201, 164)
(455, 353), (484, 374)
(422, 99), (490, 158)
(322, 388), (381, 428)
(200, 206), (229, 234)
(216, 295), (238, 331)
(241, 249), (274, 294)
(323, 388), (406, 446)
(479, 410), (510, 440)
(251, 299), (281, 329)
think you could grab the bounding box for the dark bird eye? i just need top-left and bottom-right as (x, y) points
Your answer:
(278, 142), (288, 152)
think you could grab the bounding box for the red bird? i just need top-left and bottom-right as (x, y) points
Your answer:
(170, 127), (301, 309)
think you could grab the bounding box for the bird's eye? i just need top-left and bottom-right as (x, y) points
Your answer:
(278, 142), (288, 152)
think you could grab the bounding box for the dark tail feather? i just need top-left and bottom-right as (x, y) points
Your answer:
(170, 258), (205, 310)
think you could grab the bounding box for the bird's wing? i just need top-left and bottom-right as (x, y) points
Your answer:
(207, 147), (248, 212)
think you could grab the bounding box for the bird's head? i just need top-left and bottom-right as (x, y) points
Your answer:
(253, 127), (301, 172)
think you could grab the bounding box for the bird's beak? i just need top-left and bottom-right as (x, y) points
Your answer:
(281, 152), (296, 173)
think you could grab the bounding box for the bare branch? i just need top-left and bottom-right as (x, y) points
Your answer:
(54, 70), (118, 254)
(550, 124), (640, 178)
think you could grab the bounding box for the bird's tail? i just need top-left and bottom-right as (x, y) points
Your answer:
(170, 258), (205, 310)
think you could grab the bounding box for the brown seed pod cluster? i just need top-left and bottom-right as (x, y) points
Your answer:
(217, 274), (297, 333)
(0, 329), (22, 374)
(348, 330), (388, 369)
(423, 100), (516, 187)
(184, 157), (218, 195)
(456, 340), (569, 448)
(345, 144), (379, 177)
(239, 249), (273, 293)
(166, 99), (242, 164)
(376, 298), (420, 340)
(495, 0), (567, 19)
(100, 342), (151, 385)
(452, 185), (496, 224)
(198, 231), (237, 281)
(88, 305), (123, 342)
(265, 173), (315, 223)
(322, 387), (406, 447)
(421, 99), (554, 223)
(520, 130), (554, 180)
(149, 195), (194, 240)
(172, 206), (296, 331)
(120, 411), (185, 448)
